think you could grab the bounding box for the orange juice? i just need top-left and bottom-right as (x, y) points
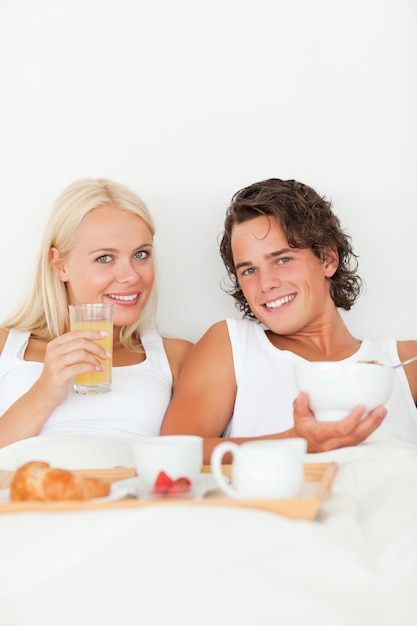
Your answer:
(69, 304), (113, 394)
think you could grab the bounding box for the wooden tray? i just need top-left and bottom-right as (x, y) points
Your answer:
(0, 462), (337, 519)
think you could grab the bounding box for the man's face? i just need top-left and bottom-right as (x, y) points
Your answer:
(231, 215), (338, 335)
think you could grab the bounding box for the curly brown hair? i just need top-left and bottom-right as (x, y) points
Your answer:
(219, 178), (362, 320)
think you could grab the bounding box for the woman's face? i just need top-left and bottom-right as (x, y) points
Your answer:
(54, 204), (155, 331)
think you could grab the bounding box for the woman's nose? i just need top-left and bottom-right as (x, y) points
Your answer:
(117, 260), (138, 283)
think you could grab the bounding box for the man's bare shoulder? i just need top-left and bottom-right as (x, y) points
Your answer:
(397, 339), (417, 361)
(190, 320), (232, 353)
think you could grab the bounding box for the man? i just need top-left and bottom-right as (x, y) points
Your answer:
(161, 179), (417, 462)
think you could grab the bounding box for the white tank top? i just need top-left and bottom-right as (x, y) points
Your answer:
(223, 318), (417, 444)
(0, 329), (173, 447)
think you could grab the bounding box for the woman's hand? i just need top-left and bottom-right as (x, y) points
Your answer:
(33, 329), (111, 408)
(292, 391), (387, 452)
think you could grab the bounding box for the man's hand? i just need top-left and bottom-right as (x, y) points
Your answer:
(293, 392), (387, 452)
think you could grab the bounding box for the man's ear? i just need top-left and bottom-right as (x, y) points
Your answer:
(50, 247), (68, 282)
(323, 246), (339, 278)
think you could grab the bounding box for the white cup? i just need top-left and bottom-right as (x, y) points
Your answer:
(132, 435), (203, 488)
(210, 438), (307, 499)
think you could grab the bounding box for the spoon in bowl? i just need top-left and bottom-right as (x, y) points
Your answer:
(359, 356), (417, 369)
(389, 356), (417, 369)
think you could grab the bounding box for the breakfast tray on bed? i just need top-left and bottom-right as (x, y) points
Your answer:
(0, 462), (337, 520)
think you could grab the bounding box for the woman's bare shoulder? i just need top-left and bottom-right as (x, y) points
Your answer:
(163, 337), (193, 360)
(0, 327), (9, 354)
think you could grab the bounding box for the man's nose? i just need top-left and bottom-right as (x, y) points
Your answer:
(258, 267), (282, 291)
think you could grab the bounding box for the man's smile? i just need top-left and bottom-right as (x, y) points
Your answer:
(264, 294), (296, 309)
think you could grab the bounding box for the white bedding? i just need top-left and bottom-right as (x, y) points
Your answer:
(0, 435), (416, 626)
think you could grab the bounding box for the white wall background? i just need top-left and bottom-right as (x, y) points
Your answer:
(0, 0), (416, 343)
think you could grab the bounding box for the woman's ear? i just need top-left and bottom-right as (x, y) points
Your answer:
(50, 247), (68, 282)
(323, 246), (339, 278)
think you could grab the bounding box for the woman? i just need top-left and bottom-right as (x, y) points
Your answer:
(0, 178), (192, 452)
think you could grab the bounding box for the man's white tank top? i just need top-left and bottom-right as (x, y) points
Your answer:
(0, 329), (173, 447)
(223, 318), (417, 444)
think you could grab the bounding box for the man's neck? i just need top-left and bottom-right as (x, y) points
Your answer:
(265, 312), (361, 361)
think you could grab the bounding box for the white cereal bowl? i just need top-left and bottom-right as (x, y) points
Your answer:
(295, 361), (396, 422)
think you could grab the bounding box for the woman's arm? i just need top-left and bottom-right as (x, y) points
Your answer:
(0, 328), (112, 447)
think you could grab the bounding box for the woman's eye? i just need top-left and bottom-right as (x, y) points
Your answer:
(97, 255), (112, 263)
(134, 250), (149, 260)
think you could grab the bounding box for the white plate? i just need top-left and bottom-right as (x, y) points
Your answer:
(0, 474), (219, 504)
(112, 473), (219, 500)
(0, 481), (134, 505)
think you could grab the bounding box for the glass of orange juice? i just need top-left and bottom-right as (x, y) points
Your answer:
(69, 303), (113, 394)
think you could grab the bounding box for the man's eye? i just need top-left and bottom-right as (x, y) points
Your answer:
(97, 255), (112, 263)
(242, 267), (255, 276)
(278, 257), (291, 264)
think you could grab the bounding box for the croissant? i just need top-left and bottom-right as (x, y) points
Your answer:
(10, 461), (111, 501)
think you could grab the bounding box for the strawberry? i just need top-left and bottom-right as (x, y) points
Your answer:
(152, 470), (174, 495)
(152, 472), (192, 496)
(168, 477), (192, 495)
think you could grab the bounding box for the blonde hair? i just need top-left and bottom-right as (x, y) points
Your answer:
(3, 178), (158, 350)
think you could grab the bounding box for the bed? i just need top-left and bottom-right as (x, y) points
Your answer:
(0, 434), (416, 626)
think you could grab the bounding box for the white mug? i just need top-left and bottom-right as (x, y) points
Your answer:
(210, 439), (307, 499)
(132, 435), (203, 488)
